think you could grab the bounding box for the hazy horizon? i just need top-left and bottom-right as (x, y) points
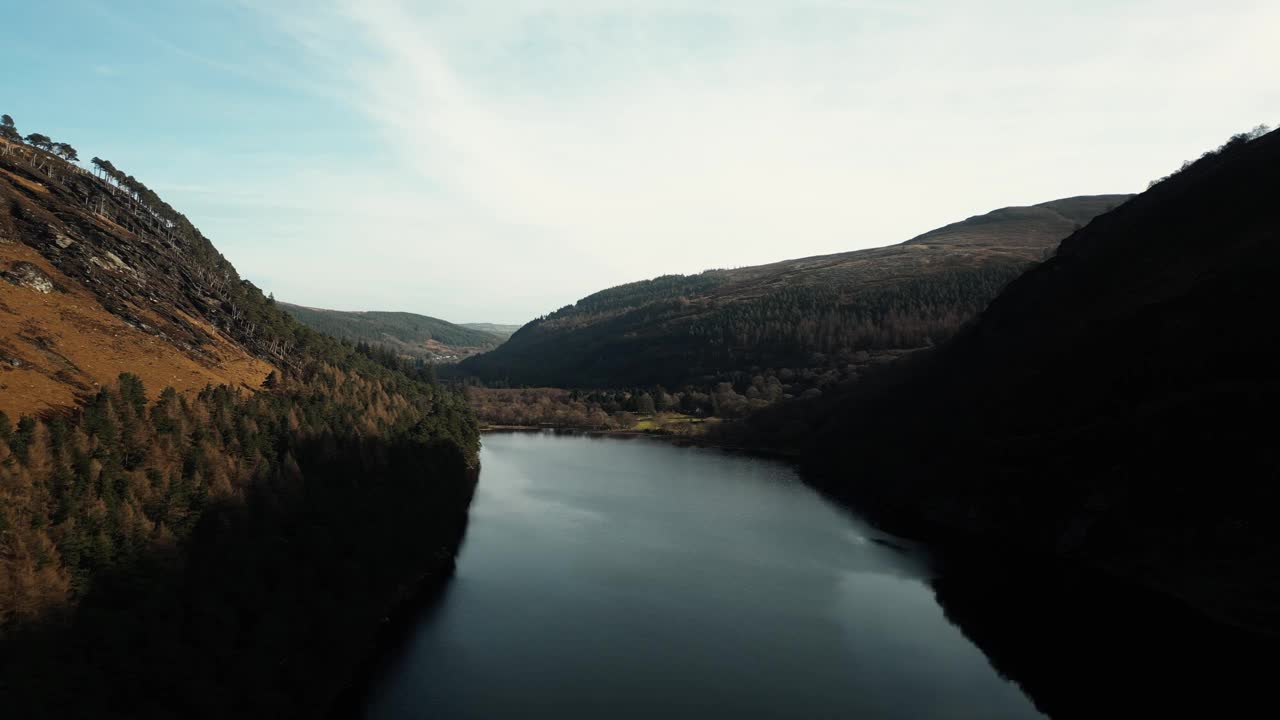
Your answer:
(3, 0), (1276, 324)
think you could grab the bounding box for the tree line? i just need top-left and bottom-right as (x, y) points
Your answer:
(1, 113), (78, 162)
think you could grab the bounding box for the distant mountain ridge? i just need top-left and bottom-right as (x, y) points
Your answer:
(460, 194), (1130, 388)
(460, 323), (522, 340)
(279, 302), (501, 361)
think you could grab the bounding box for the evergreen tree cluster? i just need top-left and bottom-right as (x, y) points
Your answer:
(540, 272), (728, 325)
(0, 114), (78, 161)
(695, 265), (1025, 364)
(463, 263), (1024, 390)
(0, 367), (478, 716)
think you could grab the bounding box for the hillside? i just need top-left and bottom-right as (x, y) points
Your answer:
(1, 147), (278, 417)
(0, 126), (479, 717)
(460, 194), (1129, 388)
(279, 302), (500, 362)
(735, 127), (1280, 634)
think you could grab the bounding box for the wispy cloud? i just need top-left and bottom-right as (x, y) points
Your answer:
(219, 0), (1279, 322)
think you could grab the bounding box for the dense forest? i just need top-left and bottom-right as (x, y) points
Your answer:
(722, 125), (1280, 634)
(0, 115), (482, 717)
(459, 195), (1128, 389)
(466, 385), (722, 431)
(463, 365), (891, 431)
(0, 368), (478, 717)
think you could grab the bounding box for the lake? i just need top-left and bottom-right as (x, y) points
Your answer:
(358, 432), (1045, 718)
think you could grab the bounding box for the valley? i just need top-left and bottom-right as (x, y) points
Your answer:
(1, 19), (1276, 715)
(279, 302), (505, 363)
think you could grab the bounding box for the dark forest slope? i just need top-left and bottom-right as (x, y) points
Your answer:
(738, 127), (1280, 634)
(460, 194), (1129, 388)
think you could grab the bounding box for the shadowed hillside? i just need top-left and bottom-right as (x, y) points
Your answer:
(460, 194), (1129, 389)
(731, 126), (1280, 634)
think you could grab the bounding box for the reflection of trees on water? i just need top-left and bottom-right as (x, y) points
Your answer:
(929, 558), (1277, 719)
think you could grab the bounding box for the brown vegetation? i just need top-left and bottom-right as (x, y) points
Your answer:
(1, 145), (276, 418)
(0, 240), (272, 417)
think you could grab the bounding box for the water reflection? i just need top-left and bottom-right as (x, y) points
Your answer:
(929, 558), (1276, 718)
(352, 432), (1274, 719)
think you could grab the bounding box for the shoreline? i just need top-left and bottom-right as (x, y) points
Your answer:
(479, 423), (803, 460)
(326, 469), (480, 719)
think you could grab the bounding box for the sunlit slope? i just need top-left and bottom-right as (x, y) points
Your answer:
(0, 155), (273, 417)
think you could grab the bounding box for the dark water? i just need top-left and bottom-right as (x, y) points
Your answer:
(360, 432), (1043, 719)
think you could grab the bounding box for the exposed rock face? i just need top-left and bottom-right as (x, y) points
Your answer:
(0, 149), (274, 417)
(2, 261), (55, 293)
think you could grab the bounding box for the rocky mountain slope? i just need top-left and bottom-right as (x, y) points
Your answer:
(1, 140), (276, 417)
(279, 302), (501, 362)
(460, 322), (522, 341)
(460, 194), (1129, 388)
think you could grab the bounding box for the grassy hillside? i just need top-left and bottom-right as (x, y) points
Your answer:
(460, 194), (1129, 389)
(279, 303), (499, 361)
(0, 144), (279, 417)
(732, 126), (1280, 634)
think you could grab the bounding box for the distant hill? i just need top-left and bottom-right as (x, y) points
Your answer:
(460, 323), (522, 341)
(460, 194), (1130, 388)
(279, 303), (500, 361)
(738, 126), (1280, 634)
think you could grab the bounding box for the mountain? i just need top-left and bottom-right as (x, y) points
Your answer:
(460, 322), (522, 341)
(736, 127), (1280, 634)
(459, 194), (1130, 389)
(0, 129), (478, 716)
(279, 302), (500, 361)
(0, 157), (279, 419)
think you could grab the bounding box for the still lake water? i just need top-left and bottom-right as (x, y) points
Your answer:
(360, 432), (1043, 719)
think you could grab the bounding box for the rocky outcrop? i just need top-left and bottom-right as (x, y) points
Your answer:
(1, 145), (274, 417)
(2, 261), (56, 294)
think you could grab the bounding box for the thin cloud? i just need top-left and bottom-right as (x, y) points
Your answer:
(229, 0), (1278, 323)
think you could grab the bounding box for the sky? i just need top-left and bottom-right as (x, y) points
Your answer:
(2, 1), (1276, 324)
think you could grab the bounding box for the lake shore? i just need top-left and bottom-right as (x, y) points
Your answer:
(478, 423), (803, 460)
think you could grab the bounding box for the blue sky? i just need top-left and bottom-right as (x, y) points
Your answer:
(3, 1), (1277, 323)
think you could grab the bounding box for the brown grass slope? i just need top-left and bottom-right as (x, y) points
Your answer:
(0, 146), (273, 417)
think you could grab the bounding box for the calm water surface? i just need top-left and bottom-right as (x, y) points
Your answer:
(362, 432), (1042, 719)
